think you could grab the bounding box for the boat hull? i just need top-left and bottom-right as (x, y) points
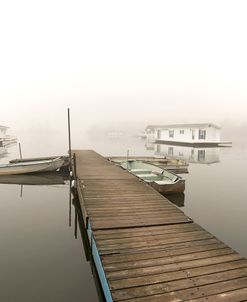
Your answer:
(150, 179), (185, 194)
(0, 157), (65, 176)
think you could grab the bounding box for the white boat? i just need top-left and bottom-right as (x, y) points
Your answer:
(0, 157), (65, 176)
(120, 160), (185, 194)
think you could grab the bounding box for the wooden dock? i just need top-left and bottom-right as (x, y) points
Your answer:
(73, 150), (247, 301)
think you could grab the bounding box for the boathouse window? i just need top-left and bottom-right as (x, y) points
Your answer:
(169, 130), (174, 138)
(198, 129), (206, 140)
(179, 130), (184, 134)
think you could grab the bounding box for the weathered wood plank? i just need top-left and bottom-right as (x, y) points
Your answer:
(91, 215), (189, 225)
(94, 224), (201, 240)
(91, 218), (191, 230)
(112, 267), (247, 301)
(97, 232), (214, 252)
(87, 208), (182, 215)
(190, 287), (247, 301)
(109, 259), (247, 290)
(118, 277), (247, 301)
(104, 248), (234, 272)
(106, 254), (242, 280)
(96, 230), (209, 247)
(100, 238), (221, 256)
(101, 242), (227, 264)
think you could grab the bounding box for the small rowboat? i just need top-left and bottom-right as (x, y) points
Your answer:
(0, 157), (65, 176)
(120, 160), (185, 194)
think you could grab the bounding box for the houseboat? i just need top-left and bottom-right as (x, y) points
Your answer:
(146, 123), (231, 146)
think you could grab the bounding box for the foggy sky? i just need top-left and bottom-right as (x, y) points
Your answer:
(1, 0), (247, 133)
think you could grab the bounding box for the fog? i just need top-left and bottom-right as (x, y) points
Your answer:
(1, 0), (247, 140)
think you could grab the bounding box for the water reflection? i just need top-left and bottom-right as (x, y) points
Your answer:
(145, 142), (155, 151)
(0, 179), (99, 302)
(164, 193), (185, 207)
(154, 143), (221, 164)
(0, 173), (68, 185)
(146, 143), (223, 208)
(72, 196), (106, 302)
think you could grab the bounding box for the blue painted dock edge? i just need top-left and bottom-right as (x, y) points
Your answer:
(87, 220), (113, 302)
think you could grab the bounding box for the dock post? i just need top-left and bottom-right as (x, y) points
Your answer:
(19, 143), (23, 160)
(69, 179), (72, 227)
(73, 153), (77, 179)
(67, 108), (72, 172)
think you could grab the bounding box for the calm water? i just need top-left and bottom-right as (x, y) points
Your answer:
(1, 131), (247, 301)
(0, 133), (99, 302)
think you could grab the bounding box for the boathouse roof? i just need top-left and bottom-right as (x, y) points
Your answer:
(145, 123), (221, 130)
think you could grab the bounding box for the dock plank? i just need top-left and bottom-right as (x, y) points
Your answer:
(106, 254), (242, 280)
(118, 277), (247, 301)
(112, 268), (247, 301)
(109, 259), (247, 290)
(104, 248), (234, 272)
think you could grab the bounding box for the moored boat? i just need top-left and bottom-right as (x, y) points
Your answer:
(0, 157), (65, 176)
(120, 160), (185, 194)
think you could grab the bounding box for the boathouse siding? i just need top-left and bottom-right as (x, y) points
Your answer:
(146, 123), (221, 143)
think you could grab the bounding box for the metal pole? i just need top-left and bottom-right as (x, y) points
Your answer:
(69, 179), (72, 227)
(67, 108), (72, 172)
(20, 184), (23, 198)
(19, 143), (23, 160)
(126, 149), (129, 170)
(73, 153), (77, 179)
(74, 208), (78, 239)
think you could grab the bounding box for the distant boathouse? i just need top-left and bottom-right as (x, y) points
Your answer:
(145, 123), (230, 146)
